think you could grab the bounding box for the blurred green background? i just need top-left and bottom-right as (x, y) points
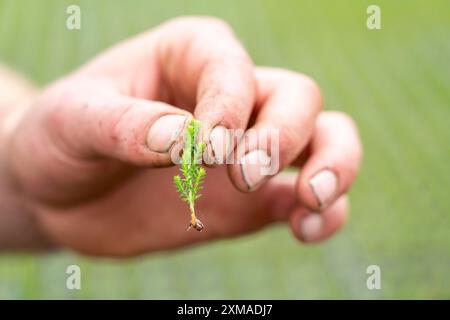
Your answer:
(0, 0), (449, 299)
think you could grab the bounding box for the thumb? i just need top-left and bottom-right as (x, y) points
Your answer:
(10, 83), (193, 206)
(52, 91), (192, 167)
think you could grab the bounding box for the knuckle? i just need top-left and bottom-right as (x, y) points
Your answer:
(329, 111), (356, 128)
(295, 74), (323, 112)
(164, 16), (233, 35)
(194, 16), (233, 33)
(275, 70), (323, 112)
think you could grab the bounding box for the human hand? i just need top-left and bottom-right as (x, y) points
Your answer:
(8, 17), (362, 256)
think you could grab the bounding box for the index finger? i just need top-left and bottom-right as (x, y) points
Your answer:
(156, 17), (256, 164)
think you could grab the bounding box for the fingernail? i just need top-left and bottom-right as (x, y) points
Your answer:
(309, 169), (337, 208)
(209, 125), (232, 164)
(299, 214), (323, 241)
(147, 115), (188, 153)
(240, 150), (271, 190)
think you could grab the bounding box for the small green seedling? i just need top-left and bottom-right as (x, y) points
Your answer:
(173, 119), (206, 231)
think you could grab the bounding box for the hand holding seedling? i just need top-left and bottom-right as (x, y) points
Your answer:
(2, 17), (362, 255)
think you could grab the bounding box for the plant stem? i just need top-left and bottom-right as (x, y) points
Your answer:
(189, 203), (196, 225)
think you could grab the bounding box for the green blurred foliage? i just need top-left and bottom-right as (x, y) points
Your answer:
(0, 0), (449, 299)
